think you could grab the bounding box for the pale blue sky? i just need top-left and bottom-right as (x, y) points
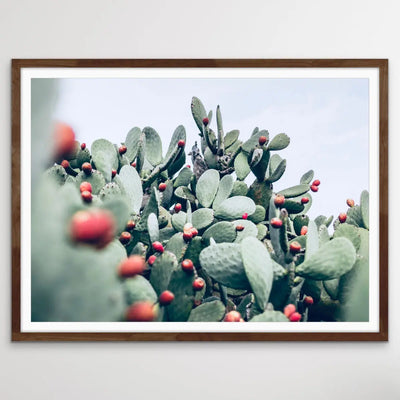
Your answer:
(51, 77), (369, 220)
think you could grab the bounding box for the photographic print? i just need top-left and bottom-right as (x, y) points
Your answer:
(11, 60), (388, 340)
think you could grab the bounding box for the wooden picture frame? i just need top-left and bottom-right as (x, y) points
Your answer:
(12, 59), (388, 341)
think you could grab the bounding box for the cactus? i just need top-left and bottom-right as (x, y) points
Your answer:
(32, 96), (370, 323)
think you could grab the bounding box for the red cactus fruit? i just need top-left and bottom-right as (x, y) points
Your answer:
(270, 218), (283, 228)
(304, 296), (314, 306)
(119, 231), (131, 244)
(181, 259), (194, 272)
(289, 312), (302, 322)
(236, 225), (245, 232)
(284, 304), (296, 318)
(70, 209), (116, 248)
(224, 311), (242, 322)
(190, 228), (198, 238)
(258, 136), (267, 146)
(148, 255), (157, 266)
(274, 194), (285, 206)
(242, 213), (248, 220)
(310, 185), (318, 192)
(192, 278), (205, 291)
(126, 220), (136, 231)
(118, 255), (145, 277)
(339, 213), (347, 223)
(174, 203), (182, 213)
(79, 181), (92, 193)
(119, 145), (127, 155)
(81, 190), (92, 203)
(194, 299), (202, 307)
(300, 226), (308, 236)
(301, 197), (309, 204)
(177, 140), (185, 148)
(202, 117), (209, 126)
(82, 162), (92, 175)
(111, 169), (117, 178)
(61, 160), (70, 169)
(183, 231), (193, 242)
(152, 241), (164, 253)
(290, 241), (301, 254)
(80, 143), (86, 150)
(158, 182), (167, 192)
(312, 179), (320, 186)
(126, 301), (156, 322)
(347, 198), (355, 207)
(131, 162), (136, 168)
(159, 290), (175, 305)
(186, 165), (191, 169)
(53, 122), (76, 159)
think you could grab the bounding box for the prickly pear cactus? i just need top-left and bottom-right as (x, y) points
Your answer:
(32, 96), (369, 323)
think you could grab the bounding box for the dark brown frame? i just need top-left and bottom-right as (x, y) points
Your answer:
(11, 59), (388, 341)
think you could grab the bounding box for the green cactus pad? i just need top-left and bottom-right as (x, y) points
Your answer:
(305, 220), (319, 260)
(282, 200), (304, 215)
(214, 196), (256, 220)
(268, 133), (290, 151)
(149, 251), (178, 295)
(233, 220), (258, 243)
(231, 180), (248, 197)
(101, 197), (131, 235)
(164, 232), (188, 261)
(196, 169), (220, 207)
(192, 208), (214, 230)
(213, 175), (234, 209)
(174, 167), (193, 188)
(224, 130), (240, 148)
(137, 187), (159, 232)
(360, 190), (369, 229)
(249, 310), (289, 322)
(183, 236), (203, 268)
(76, 148), (91, 168)
(242, 130), (269, 154)
(199, 243), (250, 289)
(256, 223), (268, 240)
(323, 279), (339, 300)
(248, 205), (266, 224)
(248, 180), (273, 210)
(91, 139), (118, 182)
(147, 213), (159, 243)
(125, 127), (142, 162)
(191, 97), (208, 131)
(142, 126), (163, 166)
(202, 221), (236, 246)
(266, 158), (286, 183)
(318, 224), (330, 245)
(166, 268), (195, 322)
(268, 198), (284, 261)
(99, 182), (123, 202)
(241, 237), (274, 310)
(346, 205), (364, 227)
(300, 169), (314, 184)
(278, 184), (310, 198)
(188, 300), (225, 322)
(165, 125), (186, 161)
(124, 275), (158, 305)
(251, 149), (270, 182)
(174, 186), (196, 203)
(234, 151), (251, 181)
(118, 165), (143, 214)
(333, 223), (361, 251)
(75, 170), (106, 195)
(171, 211), (187, 232)
(296, 237), (356, 280)
(46, 165), (68, 186)
(293, 215), (309, 236)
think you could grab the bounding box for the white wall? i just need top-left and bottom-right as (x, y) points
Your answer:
(0, 1), (398, 399)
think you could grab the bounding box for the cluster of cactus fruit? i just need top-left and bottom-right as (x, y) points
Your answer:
(32, 97), (369, 323)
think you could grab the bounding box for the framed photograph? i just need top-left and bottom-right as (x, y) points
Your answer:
(12, 59), (388, 341)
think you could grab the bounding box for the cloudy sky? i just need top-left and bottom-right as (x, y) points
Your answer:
(51, 77), (369, 220)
